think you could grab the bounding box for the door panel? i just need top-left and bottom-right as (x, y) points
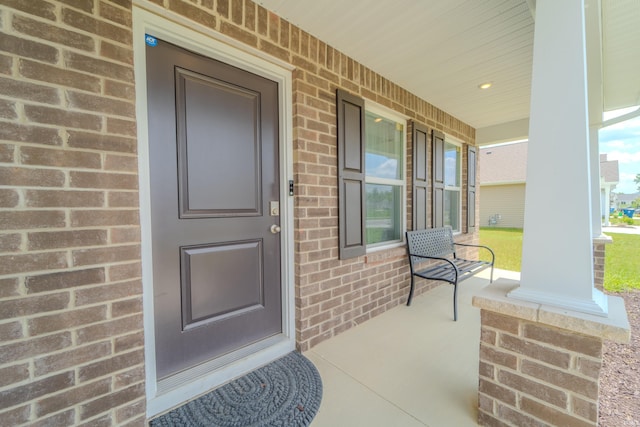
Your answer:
(146, 39), (281, 380)
(180, 240), (264, 329)
(175, 67), (262, 217)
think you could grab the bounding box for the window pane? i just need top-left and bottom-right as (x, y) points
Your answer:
(365, 112), (403, 180)
(444, 142), (460, 187)
(444, 189), (460, 232)
(366, 184), (402, 245)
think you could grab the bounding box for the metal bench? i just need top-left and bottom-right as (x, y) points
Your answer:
(405, 226), (495, 320)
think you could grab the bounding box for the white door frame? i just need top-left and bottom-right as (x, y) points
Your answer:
(132, 4), (295, 417)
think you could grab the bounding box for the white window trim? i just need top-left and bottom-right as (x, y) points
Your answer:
(444, 136), (463, 234)
(363, 101), (408, 252)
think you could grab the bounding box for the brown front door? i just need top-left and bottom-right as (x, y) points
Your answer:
(146, 39), (282, 380)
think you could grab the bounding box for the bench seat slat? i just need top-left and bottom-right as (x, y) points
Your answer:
(414, 259), (491, 281)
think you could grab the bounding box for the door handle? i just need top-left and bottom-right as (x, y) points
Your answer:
(270, 224), (281, 234)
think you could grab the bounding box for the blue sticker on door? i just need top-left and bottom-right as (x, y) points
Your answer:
(145, 34), (158, 47)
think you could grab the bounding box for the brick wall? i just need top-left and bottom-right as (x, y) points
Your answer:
(147, 0), (477, 350)
(0, 0), (478, 424)
(478, 310), (602, 427)
(593, 241), (606, 291)
(0, 0), (145, 425)
(281, 11), (477, 351)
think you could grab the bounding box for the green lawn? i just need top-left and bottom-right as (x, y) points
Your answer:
(603, 233), (640, 292)
(478, 228), (523, 272)
(478, 227), (640, 292)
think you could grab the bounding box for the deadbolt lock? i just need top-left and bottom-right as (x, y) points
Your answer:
(270, 201), (280, 216)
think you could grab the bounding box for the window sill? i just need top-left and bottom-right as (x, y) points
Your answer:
(364, 242), (406, 265)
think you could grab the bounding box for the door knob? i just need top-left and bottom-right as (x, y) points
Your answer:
(270, 224), (281, 234)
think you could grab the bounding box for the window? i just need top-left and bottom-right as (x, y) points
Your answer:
(364, 108), (406, 247)
(338, 89), (475, 260)
(443, 140), (461, 232)
(336, 89), (477, 259)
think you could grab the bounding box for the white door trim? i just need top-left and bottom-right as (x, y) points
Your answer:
(132, 5), (295, 417)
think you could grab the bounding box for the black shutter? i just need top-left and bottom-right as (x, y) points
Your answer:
(467, 145), (477, 233)
(336, 89), (366, 259)
(412, 122), (429, 230)
(432, 130), (445, 228)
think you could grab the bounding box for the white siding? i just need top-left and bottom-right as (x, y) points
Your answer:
(479, 184), (526, 228)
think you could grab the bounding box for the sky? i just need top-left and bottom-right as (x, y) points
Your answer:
(365, 153), (399, 179)
(599, 108), (640, 195)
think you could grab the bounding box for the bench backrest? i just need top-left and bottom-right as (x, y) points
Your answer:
(406, 227), (455, 265)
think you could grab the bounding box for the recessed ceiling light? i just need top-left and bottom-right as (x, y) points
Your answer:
(478, 82), (492, 90)
(374, 117), (383, 123)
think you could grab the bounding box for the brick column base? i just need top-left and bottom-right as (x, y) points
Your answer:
(478, 310), (602, 426)
(473, 280), (630, 427)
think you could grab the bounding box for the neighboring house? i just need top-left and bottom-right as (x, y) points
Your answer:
(614, 192), (640, 209)
(479, 141), (528, 228)
(599, 154), (619, 225)
(480, 144), (621, 228)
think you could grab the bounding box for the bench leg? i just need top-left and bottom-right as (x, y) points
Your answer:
(453, 282), (458, 321)
(406, 275), (415, 306)
(490, 265), (494, 283)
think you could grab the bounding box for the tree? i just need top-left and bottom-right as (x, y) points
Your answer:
(635, 173), (640, 191)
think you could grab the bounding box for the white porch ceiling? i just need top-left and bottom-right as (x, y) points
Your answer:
(602, 0), (640, 112)
(257, 0), (640, 141)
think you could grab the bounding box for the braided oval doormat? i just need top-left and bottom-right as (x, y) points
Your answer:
(150, 352), (323, 427)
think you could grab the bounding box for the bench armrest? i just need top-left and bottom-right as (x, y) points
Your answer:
(453, 243), (495, 265)
(407, 252), (460, 282)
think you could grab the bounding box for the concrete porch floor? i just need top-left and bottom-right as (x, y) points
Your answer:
(305, 269), (521, 427)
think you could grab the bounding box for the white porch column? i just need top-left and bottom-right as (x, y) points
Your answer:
(508, 0), (608, 316)
(602, 185), (612, 226)
(590, 126), (605, 232)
